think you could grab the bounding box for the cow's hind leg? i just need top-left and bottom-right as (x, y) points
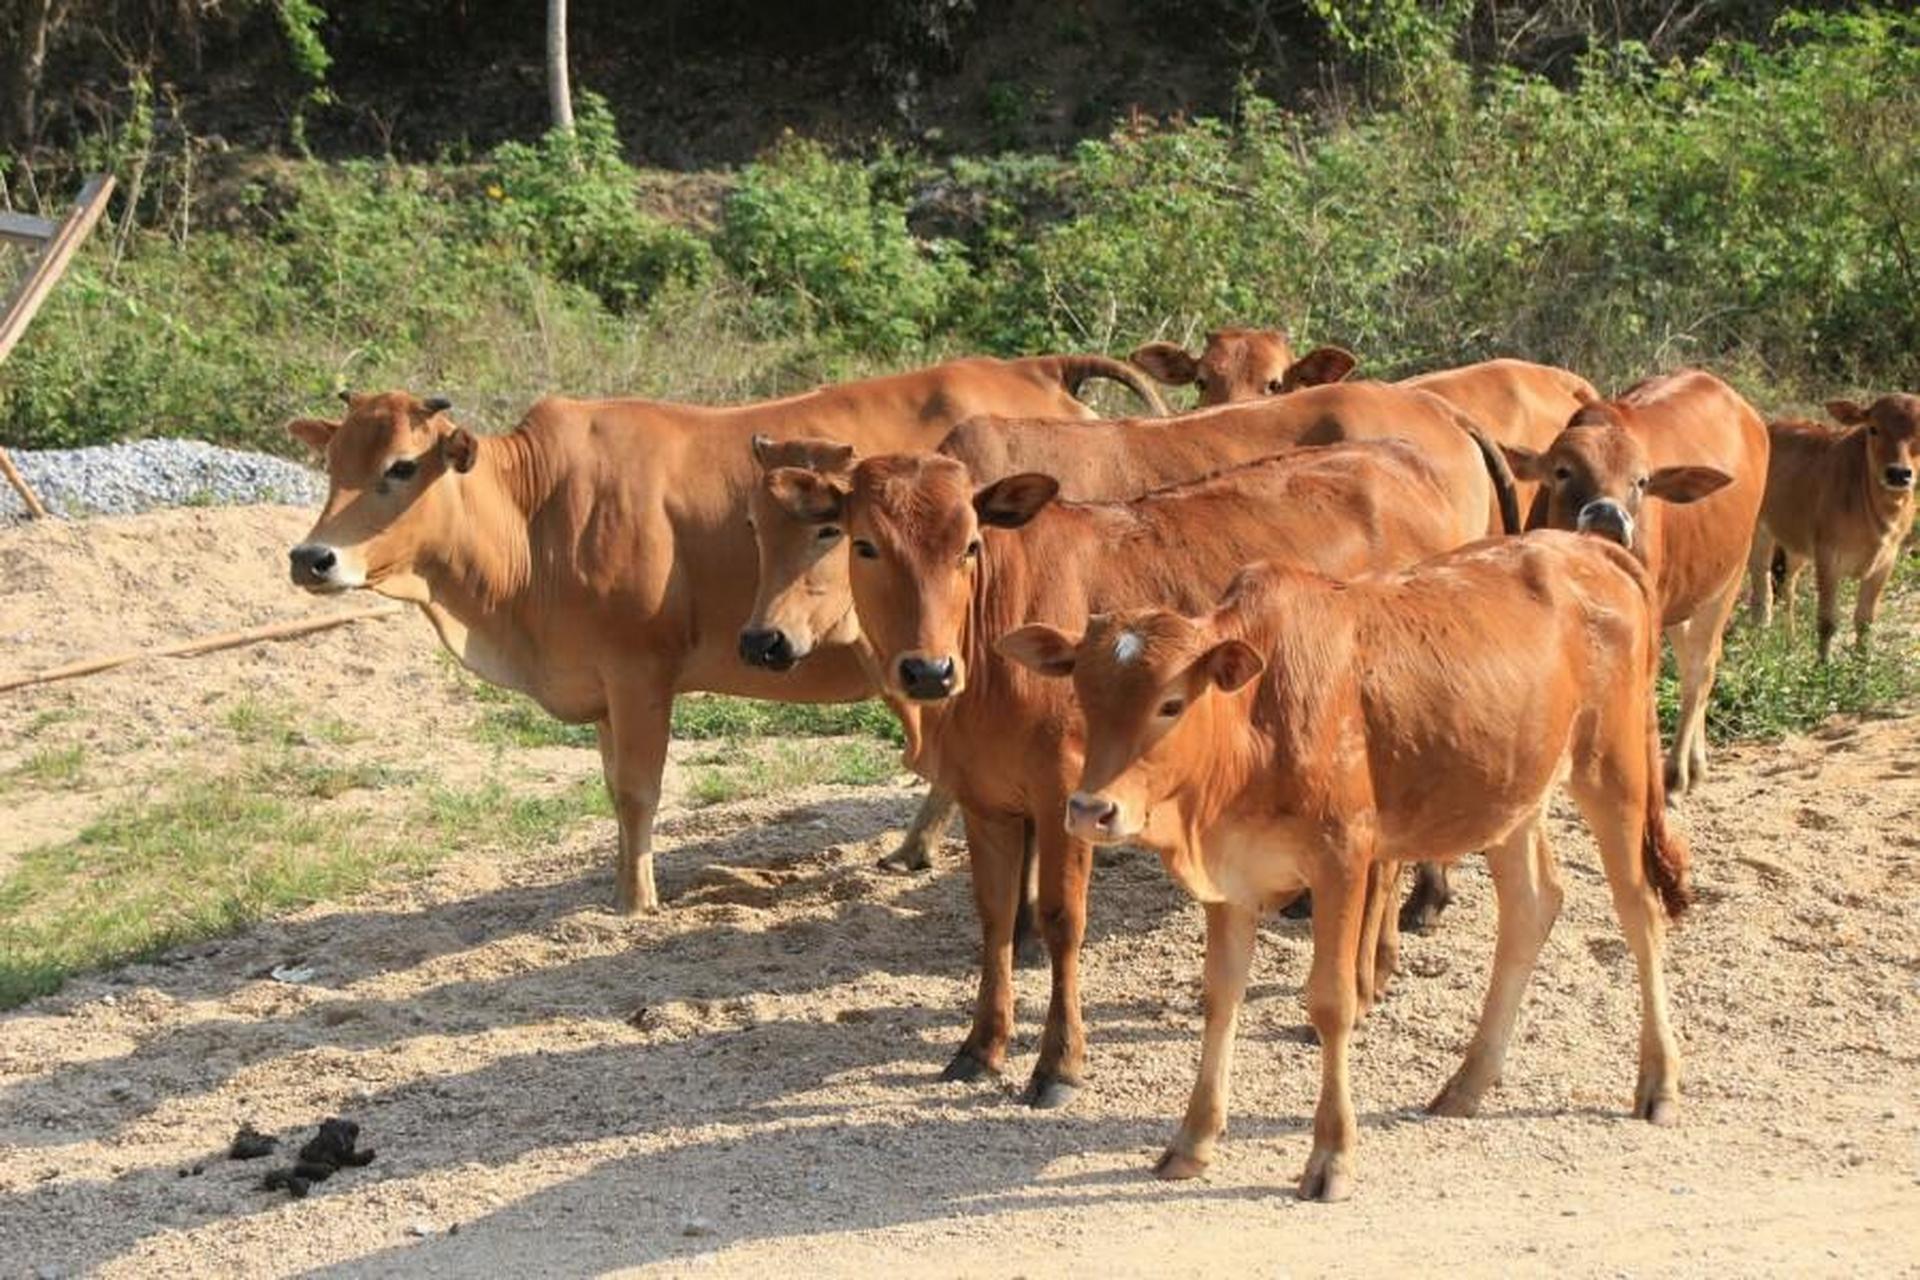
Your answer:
(1745, 527), (1777, 627)
(1854, 558), (1895, 648)
(1666, 576), (1740, 793)
(1299, 853), (1367, 1202)
(1355, 860), (1402, 1015)
(877, 785), (959, 873)
(944, 806), (1027, 1084)
(601, 684), (673, 914)
(1023, 822), (1093, 1108)
(1398, 861), (1454, 934)
(1156, 901), (1257, 1180)
(1428, 818), (1562, 1117)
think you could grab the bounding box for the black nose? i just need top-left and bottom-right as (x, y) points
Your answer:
(738, 627), (796, 671)
(1886, 466), (1914, 489)
(898, 655), (956, 701)
(289, 543), (337, 585)
(1577, 500), (1632, 547)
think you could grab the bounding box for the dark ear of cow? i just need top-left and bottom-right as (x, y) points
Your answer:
(975, 473), (1060, 528)
(996, 624), (1081, 678)
(1201, 639), (1265, 693)
(1646, 464), (1731, 504)
(1500, 443), (1549, 481)
(443, 426), (480, 474)
(1825, 399), (1868, 426)
(1129, 342), (1199, 387)
(766, 467), (846, 522)
(287, 417), (337, 452)
(1280, 346), (1358, 391)
(421, 396), (453, 415)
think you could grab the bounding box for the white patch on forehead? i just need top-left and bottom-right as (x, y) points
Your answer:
(1113, 630), (1144, 664)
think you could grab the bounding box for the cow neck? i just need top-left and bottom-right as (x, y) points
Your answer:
(417, 429), (554, 628)
(1848, 427), (1914, 536)
(1167, 674), (1267, 849)
(908, 519), (1039, 775)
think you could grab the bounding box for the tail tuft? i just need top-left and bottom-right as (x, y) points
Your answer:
(1642, 801), (1694, 920)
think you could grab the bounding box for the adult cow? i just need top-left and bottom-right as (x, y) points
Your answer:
(1005, 531), (1690, 1200)
(1746, 395), (1918, 659)
(753, 438), (1506, 1106)
(1130, 328), (1357, 405)
(284, 354), (1166, 913)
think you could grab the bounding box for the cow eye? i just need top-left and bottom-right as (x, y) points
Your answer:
(1192, 375), (1208, 392)
(1157, 697), (1185, 718)
(1266, 379), (1285, 395)
(1552, 465), (1572, 482)
(817, 525), (842, 542)
(963, 538), (982, 561)
(385, 458), (419, 482)
(1868, 425), (1879, 437)
(1636, 476), (1650, 490)
(852, 539), (879, 560)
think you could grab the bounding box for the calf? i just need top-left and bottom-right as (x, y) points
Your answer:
(1004, 531), (1691, 1200)
(1746, 395), (1918, 659)
(761, 441), (1480, 1106)
(1500, 369), (1768, 795)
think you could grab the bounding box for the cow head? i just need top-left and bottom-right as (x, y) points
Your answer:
(1129, 328), (1357, 406)
(739, 435), (861, 672)
(1828, 394), (1919, 495)
(286, 391), (478, 594)
(1001, 608), (1262, 844)
(838, 454), (1057, 702)
(1500, 405), (1730, 553)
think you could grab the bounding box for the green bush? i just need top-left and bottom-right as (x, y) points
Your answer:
(719, 135), (964, 356)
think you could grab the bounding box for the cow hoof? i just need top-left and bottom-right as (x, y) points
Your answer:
(876, 845), (931, 875)
(1152, 1149), (1209, 1181)
(1637, 1096), (1680, 1127)
(1014, 928), (1047, 970)
(1426, 1082), (1482, 1119)
(940, 1050), (999, 1084)
(1020, 1073), (1080, 1110)
(1298, 1151), (1354, 1203)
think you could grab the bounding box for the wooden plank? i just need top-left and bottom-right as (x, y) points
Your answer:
(0, 446), (49, 518)
(0, 211), (58, 247)
(0, 174), (116, 368)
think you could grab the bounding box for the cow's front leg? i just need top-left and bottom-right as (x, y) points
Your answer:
(877, 785), (959, 873)
(600, 681), (673, 914)
(1022, 821), (1094, 1108)
(1156, 901), (1257, 1179)
(943, 805), (1027, 1084)
(1300, 851), (1367, 1202)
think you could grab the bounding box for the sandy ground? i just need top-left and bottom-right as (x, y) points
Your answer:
(1, 507), (1918, 1277)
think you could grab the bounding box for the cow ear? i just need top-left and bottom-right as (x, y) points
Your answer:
(1500, 443), (1549, 481)
(421, 396), (453, 416)
(1129, 342), (1199, 387)
(996, 624), (1081, 678)
(808, 440), (857, 474)
(443, 426), (479, 474)
(1281, 346), (1358, 391)
(975, 473), (1059, 528)
(287, 418), (337, 452)
(766, 467), (845, 522)
(1646, 465), (1731, 504)
(1202, 639), (1265, 693)
(1825, 399), (1868, 426)
(749, 434), (776, 468)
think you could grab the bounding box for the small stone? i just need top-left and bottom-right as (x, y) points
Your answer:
(681, 1216), (715, 1238)
(408, 1222), (435, 1238)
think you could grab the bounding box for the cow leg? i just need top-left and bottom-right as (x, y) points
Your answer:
(877, 785), (959, 873)
(1156, 901), (1257, 1179)
(1569, 760), (1681, 1125)
(1428, 820), (1562, 1117)
(1022, 823), (1092, 1108)
(1355, 860), (1402, 1015)
(1745, 527), (1776, 627)
(1665, 576), (1740, 793)
(1778, 552), (1806, 633)
(600, 685), (673, 914)
(1854, 559), (1894, 647)
(1011, 830), (1045, 969)
(1398, 861), (1454, 934)
(943, 805), (1026, 1084)
(1814, 553), (1841, 662)
(1299, 853), (1367, 1203)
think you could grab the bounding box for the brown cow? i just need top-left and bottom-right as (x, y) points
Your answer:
(758, 440), (1488, 1106)
(285, 355), (1164, 913)
(1500, 369), (1768, 795)
(1746, 395), (1918, 659)
(1004, 530), (1691, 1200)
(1130, 328), (1357, 405)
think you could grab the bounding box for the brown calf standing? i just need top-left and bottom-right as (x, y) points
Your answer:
(1747, 395), (1918, 659)
(759, 442), (1486, 1106)
(1003, 531), (1690, 1201)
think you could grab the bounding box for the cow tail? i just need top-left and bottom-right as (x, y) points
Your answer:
(1638, 596), (1693, 920)
(1050, 354), (1169, 418)
(1462, 417), (1523, 535)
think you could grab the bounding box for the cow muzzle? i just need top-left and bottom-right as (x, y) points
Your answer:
(1065, 791), (1130, 844)
(1884, 465), (1914, 492)
(738, 626), (798, 672)
(289, 542), (361, 592)
(896, 653), (959, 702)
(1575, 499), (1634, 548)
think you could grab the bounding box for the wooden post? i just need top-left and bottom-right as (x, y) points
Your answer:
(0, 446), (48, 518)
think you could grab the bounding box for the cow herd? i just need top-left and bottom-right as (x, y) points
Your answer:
(284, 330), (1917, 1202)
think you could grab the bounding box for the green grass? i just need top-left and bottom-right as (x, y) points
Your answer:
(683, 738), (900, 808)
(671, 695), (903, 744)
(12, 744), (87, 788)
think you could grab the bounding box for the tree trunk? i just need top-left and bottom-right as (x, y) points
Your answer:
(1, 0), (57, 155)
(546, 0), (574, 133)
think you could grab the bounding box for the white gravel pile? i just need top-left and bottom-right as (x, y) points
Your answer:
(0, 439), (324, 521)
